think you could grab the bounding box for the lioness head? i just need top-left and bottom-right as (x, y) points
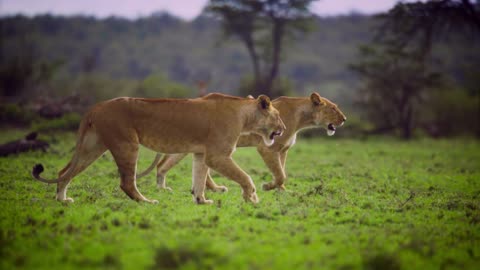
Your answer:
(310, 92), (346, 136)
(252, 95), (286, 146)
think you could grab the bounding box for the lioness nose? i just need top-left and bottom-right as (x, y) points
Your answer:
(343, 117), (347, 122)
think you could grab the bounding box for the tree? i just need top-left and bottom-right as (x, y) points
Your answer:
(378, 0), (480, 53)
(0, 38), (62, 100)
(352, 0), (480, 138)
(377, 0), (480, 136)
(260, 0), (315, 94)
(206, 0), (263, 90)
(205, 0), (316, 96)
(351, 44), (443, 139)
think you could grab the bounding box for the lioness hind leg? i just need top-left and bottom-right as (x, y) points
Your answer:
(156, 153), (187, 191)
(56, 162), (73, 202)
(205, 170), (228, 192)
(192, 153), (212, 204)
(111, 145), (158, 204)
(58, 162), (71, 177)
(56, 142), (107, 202)
(258, 147), (287, 191)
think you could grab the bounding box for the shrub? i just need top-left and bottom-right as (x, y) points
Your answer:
(237, 76), (294, 98)
(0, 103), (38, 126)
(31, 112), (82, 132)
(137, 74), (194, 98)
(421, 88), (478, 137)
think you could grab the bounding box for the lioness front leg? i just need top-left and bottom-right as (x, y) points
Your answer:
(205, 169), (228, 192)
(156, 153), (187, 191)
(111, 145), (158, 204)
(205, 154), (258, 203)
(192, 153), (212, 204)
(257, 147), (287, 191)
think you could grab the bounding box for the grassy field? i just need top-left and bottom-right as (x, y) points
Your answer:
(1, 129), (479, 270)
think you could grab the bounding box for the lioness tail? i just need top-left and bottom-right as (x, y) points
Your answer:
(136, 153), (163, 179)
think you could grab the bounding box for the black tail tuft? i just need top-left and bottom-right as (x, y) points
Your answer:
(32, 164), (44, 178)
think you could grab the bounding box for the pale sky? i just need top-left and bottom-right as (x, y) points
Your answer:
(0, 0), (406, 20)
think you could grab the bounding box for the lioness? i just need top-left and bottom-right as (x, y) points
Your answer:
(32, 94), (285, 204)
(139, 92), (346, 191)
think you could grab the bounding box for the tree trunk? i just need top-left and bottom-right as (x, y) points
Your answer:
(461, 0), (480, 138)
(263, 19), (285, 97)
(402, 104), (414, 139)
(477, 95), (480, 138)
(244, 36), (262, 93)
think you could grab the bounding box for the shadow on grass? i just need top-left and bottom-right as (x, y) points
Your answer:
(363, 253), (401, 270)
(151, 244), (226, 270)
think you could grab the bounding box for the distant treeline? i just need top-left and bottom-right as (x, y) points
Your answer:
(1, 12), (477, 101)
(1, 11), (479, 138)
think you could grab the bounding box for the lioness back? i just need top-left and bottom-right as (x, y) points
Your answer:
(90, 96), (252, 154)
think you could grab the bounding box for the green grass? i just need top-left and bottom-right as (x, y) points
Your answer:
(1, 129), (479, 270)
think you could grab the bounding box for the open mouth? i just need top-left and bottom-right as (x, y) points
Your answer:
(269, 130), (283, 140)
(327, 123), (336, 136)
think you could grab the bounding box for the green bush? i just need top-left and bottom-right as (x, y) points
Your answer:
(31, 112), (82, 132)
(136, 74), (194, 98)
(0, 103), (38, 126)
(421, 88), (478, 137)
(66, 74), (139, 101)
(237, 76), (294, 98)
(48, 73), (194, 103)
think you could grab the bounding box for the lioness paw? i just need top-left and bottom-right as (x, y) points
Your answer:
(158, 186), (173, 192)
(57, 197), (74, 203)
(213, 185), (228, 193)
(194, 196), (213, 205)
(248, 193), (259, 204)
(243, 191), (259, 204)
(262, 182), (276, 191)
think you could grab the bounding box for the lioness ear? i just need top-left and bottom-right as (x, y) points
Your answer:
(311, 92), (325, 106)
(257, 95), (271, 110)
(246, 95), (255, 99)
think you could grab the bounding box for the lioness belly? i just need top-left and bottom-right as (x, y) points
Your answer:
(130, 99), (212, 153)
(139, 135), (205, 154)
(93, 97), (221, 154)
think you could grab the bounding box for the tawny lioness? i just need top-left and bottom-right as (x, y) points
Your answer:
(139, 92), (346, 192)
(32, 94), (285, 204)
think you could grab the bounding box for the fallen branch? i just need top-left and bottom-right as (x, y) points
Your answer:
(0, 132), (49, 157)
